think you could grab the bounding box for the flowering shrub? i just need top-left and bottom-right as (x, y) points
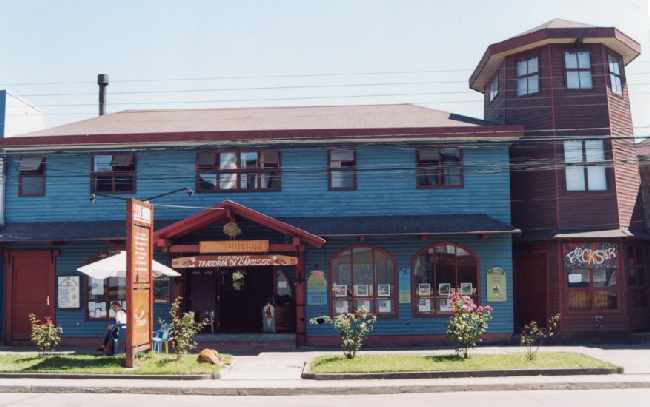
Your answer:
(310, 310), (377, 359)
(520, 313), (560, 361)
(28, 314), (61, 357)
(168, 297), (208, 360)
(446, 291), (493, 359)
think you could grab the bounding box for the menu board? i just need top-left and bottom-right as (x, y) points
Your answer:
(57, 276), (80, 309)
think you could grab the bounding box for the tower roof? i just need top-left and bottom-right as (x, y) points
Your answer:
(470, 19), (641, 93)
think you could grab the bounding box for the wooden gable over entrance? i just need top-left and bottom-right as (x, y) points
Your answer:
(154, 200), (326, 249)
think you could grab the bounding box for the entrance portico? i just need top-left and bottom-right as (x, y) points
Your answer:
(154, 200), (326, 346)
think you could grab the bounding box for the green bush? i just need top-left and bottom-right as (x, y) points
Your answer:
(521, 313), (561, 361)
(310, 310), (377, 359)
(168, 297), (207, 360)
(28, 314), (61, 357)
(446, 291), (493, 359)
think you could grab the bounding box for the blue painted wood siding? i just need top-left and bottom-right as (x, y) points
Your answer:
(305, 235), (513, 336)
(5, 144), (511, 223)
(55, 243), (170, 338)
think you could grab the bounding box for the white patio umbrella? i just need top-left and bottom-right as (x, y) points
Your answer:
(77, 251), (180, 280)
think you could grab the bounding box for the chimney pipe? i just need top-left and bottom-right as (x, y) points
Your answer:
(97, 73), (109, 116)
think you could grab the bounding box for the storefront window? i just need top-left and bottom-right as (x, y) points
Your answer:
(627, 244), (649, 309)
(413, 243), (478, 315)
(330, 247), (396, 316)
(154, 278), (171, 304)
(564, 242), (618, 311)
(87, 277), (126, 320)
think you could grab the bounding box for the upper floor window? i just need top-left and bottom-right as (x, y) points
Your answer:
(565, 51), (593, 89)
(489, 75), (499, 102)
(416, 147), (462, 188)
(18, 156), (45, 197)
(413, 243), (478, 315)
(196, 150), (281, 193)
(564, 139), (607, 192)
(516, 57), (540, 96)
(608, 55), (623, 96)
(328, 148), (356, 190)
(92, 153), (136, 193)
(330, 246), (396, 316)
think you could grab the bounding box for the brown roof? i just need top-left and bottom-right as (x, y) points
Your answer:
(16, 104), (491, 138)
(470, 19), (642, 92)
(2, 104), (524, 149)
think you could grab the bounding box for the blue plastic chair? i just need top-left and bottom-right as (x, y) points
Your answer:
(152, 324), (170, 353)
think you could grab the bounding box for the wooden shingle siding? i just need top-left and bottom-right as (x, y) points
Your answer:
(305, 235), (514, 337)
(4, 144), (512, 224)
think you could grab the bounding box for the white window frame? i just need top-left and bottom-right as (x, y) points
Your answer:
(564, 139), (607, 192)
(565, 51), (593, 90)
(608, 55), (623, 96)
(516, 57), (540, 96)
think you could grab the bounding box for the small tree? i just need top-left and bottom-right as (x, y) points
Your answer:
(310, 310), (377, 359)
(446, 291), (493, 359)
(28, 314), (61, 357)
(168, 297), (207, 360)
(520, 313), (560, 361)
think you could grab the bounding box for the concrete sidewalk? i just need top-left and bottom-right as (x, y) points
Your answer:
(0, 345), (648, 396)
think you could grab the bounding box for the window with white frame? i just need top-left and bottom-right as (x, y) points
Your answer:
(489, 75), (499, 102)
(516, 57), (539, 96)
(564, 139), (607, 192)
(565, 51), (593, 89)
(608, 55), (623, 96)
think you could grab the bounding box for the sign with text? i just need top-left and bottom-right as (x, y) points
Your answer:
(172, 254), (298, 269)
(199, 240), (269, 254)
(126, 199), (154, 367)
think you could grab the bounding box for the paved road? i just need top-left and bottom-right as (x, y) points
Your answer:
(0, 390), (648, 406)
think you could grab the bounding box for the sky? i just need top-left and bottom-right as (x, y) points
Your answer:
(0, 0), (649, 133)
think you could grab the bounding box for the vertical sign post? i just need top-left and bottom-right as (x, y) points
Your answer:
(125, 199), (154, 368)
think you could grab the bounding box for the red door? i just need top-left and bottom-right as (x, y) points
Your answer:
(6, 250), (56, 341)
(514, 251), (548, 329)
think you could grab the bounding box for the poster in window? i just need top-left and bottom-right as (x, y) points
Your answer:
(90, 278), (104, 296)
(354, 284), (370, 297)
(377, 299), (392, 313)
(89, 302), (107, 319)
(438, 283), (451, 296)
(377, 283), (391, 297)
(57, 276), (80, 309)
(460, 282), (474, 296)
(356, 299), (371, 312)
(418, 298), (431, 312)
(332, 284), (348, 297)
(335, 299), (349, 314)
(418, 283), (431, 297)
(439, 298), (451, 312)
(486, 267), (507, 302)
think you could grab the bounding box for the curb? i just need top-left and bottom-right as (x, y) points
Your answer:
(0, 380), (649, 396)
(0, 373), (218, 380)
(301, 367), (624, 380)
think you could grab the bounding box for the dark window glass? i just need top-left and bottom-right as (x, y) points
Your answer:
(564, 242), (618, 311)
(329, 149), (356, 190)
(416, 148), (462, 187)
(196, 150), (281, 192)
(91, 153), (135, 193)
(331, 247), (395, 315)
(87, 277), (126, 320)
(18, 156), (46, 197)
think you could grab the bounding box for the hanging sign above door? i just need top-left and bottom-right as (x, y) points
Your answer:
(172, 254), (298, 268)
(199, 240), (269, 254)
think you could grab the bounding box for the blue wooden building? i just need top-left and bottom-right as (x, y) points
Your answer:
(0, 104), (522, 347)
